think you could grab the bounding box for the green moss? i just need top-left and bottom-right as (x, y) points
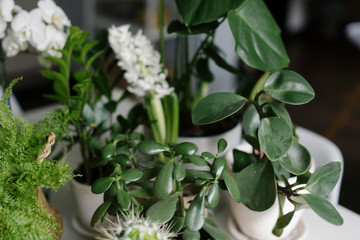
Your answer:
(0, 90), (73, 239)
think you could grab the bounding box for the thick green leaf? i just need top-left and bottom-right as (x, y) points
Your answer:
(183, 229), (200, 240)
(112, 154), (130, 166)
(223, 170), (241, 203)
(154, 162), (174, 199)
(174, 161), (186, 181)
(232, 149), (254, 173)
(175, 0), (244, 26)
(217, 139), (227, 154)
(228, 0), (289, 72)
(203, 219), (231, 240)
(269, 101), (292, 128)
(212, 157), (226, 178)
(186, 191), (206, 231)
(129, 188), (153, 198)
(90, 200), (112, 226)
(137, 140), (167, 156)
(207, 183), (220, 208)
(120, 169), (143, 182)
(146, 193), (179, 224)
(279, 142), (311, 175)
(173, 142), (198, 156)
(235, 159), (276, 211)
(102, 143), (117, 160)
(186, 169), (214, 180)
(192, 92), (246, 125)
(302, 194), (343, 225)
(242, 105), (260, 138)
(274, 209), (295, 230)
(305, 162), (341, 196)
(188, 155), (209, 167)
(92, 177), (115, 194)
(201, 152), (215, 160)
(258, 117), (293, 161)
(117, 189), (131, 210)
(264, 70), (315, 105)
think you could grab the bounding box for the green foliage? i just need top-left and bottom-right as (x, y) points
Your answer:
(0, 95), (73, 239)
(192, 69), (343, 235)
(91, 137), (237, 239)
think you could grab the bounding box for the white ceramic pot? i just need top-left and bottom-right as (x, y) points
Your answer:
(229, 195), (304, 240)
(70, 178), (104, 237)
(225, 143), (310, 240)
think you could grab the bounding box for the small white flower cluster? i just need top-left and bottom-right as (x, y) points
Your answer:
(95, 214), (176, 240)
(108, 24), (173, 98)
(0, 0), (70, 58)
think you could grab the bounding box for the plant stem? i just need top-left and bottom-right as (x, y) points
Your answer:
(158, 0), (165, 67)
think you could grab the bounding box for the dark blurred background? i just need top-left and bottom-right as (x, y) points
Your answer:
(7, 0), (360, 213)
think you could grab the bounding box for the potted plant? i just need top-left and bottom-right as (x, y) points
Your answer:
(90, 126), (241, 239)
(0, 79), (73, 239)
(192, 69), (344, 239)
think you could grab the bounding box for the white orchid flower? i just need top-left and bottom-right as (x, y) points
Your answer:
(0, 0), (15, 22)
(38, 0), (70, 30)
(36, 25), (67, 58)
(0, 18), (6, 38)
(2, 30), (28, 57)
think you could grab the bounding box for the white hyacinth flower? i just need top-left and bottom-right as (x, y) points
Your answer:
(108, 24), (173, 98)
(38, 0), (71, 30)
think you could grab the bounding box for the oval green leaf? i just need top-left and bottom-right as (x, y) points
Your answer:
(117, 189), (131, 210)
(188, 155), (209, 167)
(302, 194), (343, 226)
(242, 105), (260, 138)
(154, 161), (174, 199)
(90, 200), (111, 227)
(185, 192), (206, 231)
(120, 169), (143, 182)
(217, 138), (227, 154)
(137, 140), (167, 156)
(183, 229), (200, 240)
(102, 143), (117, 160)
(212, 157), (226, 178)
(305, 162), (341, 196)
(278, 142), (311, 175)
(207, 183), (220, 208)
(91, 177), (115, 194)
(223, 170), (241, 203)
(173, 142), (198, 157)
(146, 193), (179, 224)
(269, 101), (292, 128)
(228, 0), (289, 72)
(264, 70), (315, 105)
(235, 159), (276, 211)
(258, 117), (293, 161)
(174, 161), (186, 181)
(192, 92), (246, 125)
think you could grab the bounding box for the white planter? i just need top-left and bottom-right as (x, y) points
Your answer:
(225, 143), (311, 240)
(229, 196), (304, 240)
(70, 178), (104, 237)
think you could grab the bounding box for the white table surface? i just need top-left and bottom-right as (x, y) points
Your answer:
(49, 182), (360, 240)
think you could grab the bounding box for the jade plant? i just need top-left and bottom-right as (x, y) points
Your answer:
(0, 80), (73, 239)
(192, 70), (344, 236)
(90, 124), (240, 239)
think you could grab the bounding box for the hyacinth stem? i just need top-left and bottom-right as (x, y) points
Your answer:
(145, 91), (167, 145)
(163, 92), (179, 143)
